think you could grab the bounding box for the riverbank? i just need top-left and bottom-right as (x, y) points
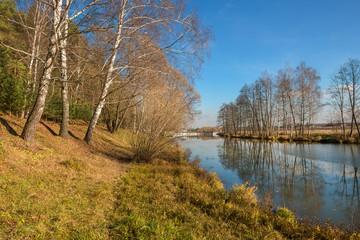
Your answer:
(218, 132), (360, 144)
(0, 114), (357, 239)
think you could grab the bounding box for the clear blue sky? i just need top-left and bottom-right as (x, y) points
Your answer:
(189, 0), (360, 127)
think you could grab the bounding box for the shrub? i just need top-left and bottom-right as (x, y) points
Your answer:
(231, 182), (258, 205)
(278, 135), (290, 141)
(313, 135), (322, 142)
(276, 207), (295, 222)
(344, 137), (356, 144)
(130, 132), (174, 163)
(293, 136), (307, 141)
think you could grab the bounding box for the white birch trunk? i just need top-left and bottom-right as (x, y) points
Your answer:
(21, 0), (63, 143)
(22, 1), (42, 118)
(59, 0), (70, 139)
(84, 0), (128, 144)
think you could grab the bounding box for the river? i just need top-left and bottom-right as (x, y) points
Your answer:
(179, 137), (360, 228)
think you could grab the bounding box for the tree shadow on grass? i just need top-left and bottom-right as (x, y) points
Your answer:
(101, 150), (133, 163)
(40, 121), (81, 140)
(40, 122), (57, 136)
(0, 117), (19, 136)
(94, 140), (133, 163)
(68, 131), (80, 140)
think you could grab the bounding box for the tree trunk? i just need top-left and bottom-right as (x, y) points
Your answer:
(277, 100), (280, 137)
(26, 41), (41, 118)
(340, 105), (346, 138)
(353, 115), (360, 136)
(59, 1), (69, 139)
(351, 71), (360, 136)
(22, 1), (42, 118)
(349, 115), (354, 137)
(84, 0), (127, 145)
(288, 93), (297, 137)
(21, 0), (63, 143)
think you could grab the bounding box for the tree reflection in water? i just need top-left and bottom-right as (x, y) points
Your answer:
(217, 139), (359, 227)
(334, 165), (359, 227)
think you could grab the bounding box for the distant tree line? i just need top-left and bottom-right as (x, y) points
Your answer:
(330, 59), (360, 138)
(218, 59), (360, 139)
(0, 0), (211, 153)
(217, 62), (322, 138)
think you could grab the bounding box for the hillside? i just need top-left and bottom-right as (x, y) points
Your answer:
(0, 113), (357, 239)
(0, 113), (129, 238)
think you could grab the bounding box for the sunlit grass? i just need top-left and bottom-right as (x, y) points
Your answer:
(0, 113), (357, 239)
(0, 113), (126, 239)
(108, 158), (355, 239)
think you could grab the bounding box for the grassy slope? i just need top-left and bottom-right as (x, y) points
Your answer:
(0, 114), (129, 239)
(0, 113), (358, 239)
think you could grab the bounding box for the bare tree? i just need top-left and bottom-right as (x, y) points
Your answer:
(331, 71), (348, 138)
(16, 0), (101, 142)
(84, 0), (211, 144)
(131, 66), (199, 162)
(58, 0), (70, 139)
(295, 62), (321, 137)
(58, 0), (102, 139)
(341, 59), (360, 137)
(281, 65), (298, 137)
(4, 0), (50, 118)
(21, 0), (64, 142)
(219, 62), (321, 139)
(303, 64), (321, 137)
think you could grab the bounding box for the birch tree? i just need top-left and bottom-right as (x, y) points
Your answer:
(295, 62), (321, 136)
(331, 71), (348, 138)
(58, 0), (101, 139)
(218, 62), (321, 138)
(58, 0), (70, 138)
(19, 1), (49, 118)
(21, 0), (64, 142)
(18, 0), (101, 142)
(0, 0), (49, 118)
(342, 59), (360, 137)
(303, 64), (321, 137)
(84, 0), (211, 144)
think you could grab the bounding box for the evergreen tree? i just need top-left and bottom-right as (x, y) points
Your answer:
(0, 47), (27, 113)
(0, 0), (17, 44)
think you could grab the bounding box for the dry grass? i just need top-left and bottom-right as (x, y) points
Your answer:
(0, 113), (358, 239)
(0, 113), (130, 178)
(226, 126), (360, 144)
(0, 113), (129, 238)
(108, 161), (356, 240)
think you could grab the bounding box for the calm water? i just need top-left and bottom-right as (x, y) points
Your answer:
(179, 137), (360, 227)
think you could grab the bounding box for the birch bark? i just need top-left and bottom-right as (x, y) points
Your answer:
(59, 0), (70, 139)
(84, 0), (127, 144)
(21, 0), (63, 143)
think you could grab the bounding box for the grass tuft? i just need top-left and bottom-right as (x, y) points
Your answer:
(60, 158), (85, 171)
(276, 207), (295, 222)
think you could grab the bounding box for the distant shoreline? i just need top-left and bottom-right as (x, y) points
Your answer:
(217, 132), (360, 144)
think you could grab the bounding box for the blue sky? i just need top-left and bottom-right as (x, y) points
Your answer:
(189, 0), (360, 127)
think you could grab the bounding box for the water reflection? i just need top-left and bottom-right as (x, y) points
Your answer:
(218, 140), (327, 218)
(334, 166), (359, 226)
(180, 138), (360, 227)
